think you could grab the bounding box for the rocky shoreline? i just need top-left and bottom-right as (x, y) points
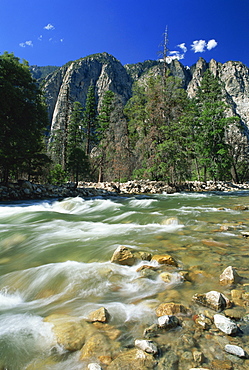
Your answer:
(1, 179), (249, 201)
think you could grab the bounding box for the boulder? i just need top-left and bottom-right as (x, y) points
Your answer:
(156, 302), (189, 316)
(158, 315), (179, 329)
(88, 307), (110, 323)
(80, 332), (120, 361)
(224, 344), (248, 358)
(219, 266), (241, 285)
(192, 291), (232, 311)
(213, 314), (238, 335)
(43, 314), (90, 351)
(107, 348), (157, 370)
(151, 254), (178, 267)
(110, 246), (136, 266)
(135, 339), (158, 354)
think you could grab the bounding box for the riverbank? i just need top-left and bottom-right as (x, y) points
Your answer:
(0, 179), (249, 201)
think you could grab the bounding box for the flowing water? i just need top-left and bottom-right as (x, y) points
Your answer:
(1, 191), (249, 369)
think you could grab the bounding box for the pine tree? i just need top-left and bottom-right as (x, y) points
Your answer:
(67, 101), (89, 184)
(192, 69), (232, 181)
(82, 85), (97, 155)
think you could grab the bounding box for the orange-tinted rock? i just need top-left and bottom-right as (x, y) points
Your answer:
(151, 254), (178, 267)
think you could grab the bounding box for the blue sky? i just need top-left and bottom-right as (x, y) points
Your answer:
(1, 0), (249, 68)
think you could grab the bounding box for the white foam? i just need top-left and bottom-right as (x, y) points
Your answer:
(128, 198), (158, 208)
(0, 288), (23, 309)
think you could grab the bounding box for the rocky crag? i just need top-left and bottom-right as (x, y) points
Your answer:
(41, 53), (249, 146)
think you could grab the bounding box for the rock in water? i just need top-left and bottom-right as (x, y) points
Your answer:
(110, 245), (136, 266)
(151, 254), (178, 267)
(192, 290), (231, 311)
(134, 339), (158, 354)
(225, 344), (247, 358)
(157, 315), (179, 329)
(213, 314), (238, 335)
(88, 307), (110, 323)
(156, 302), (189, 316)
(219, 266), (241, 285)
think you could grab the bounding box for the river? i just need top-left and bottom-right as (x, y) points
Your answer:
(0, 191), (249, 369)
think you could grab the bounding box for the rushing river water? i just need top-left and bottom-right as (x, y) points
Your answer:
(1, 191), (249, 369)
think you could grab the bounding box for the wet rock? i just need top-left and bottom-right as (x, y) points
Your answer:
(136, 251), (152, 261)
(43, 314), (90, 351)
(225, 344), (248, 358)
(192, 290), (232, 311)
(210, 359), (233, 369)
(156, 302), (189, 316)
(241, 231), (249, 238)
(194, 314), (212, 330)
(110, 245), (136, 266)
(80, 332), (120, 361)
(158, 315), (180, 329)
(201, 239), (230, 248)
(143, 323), (159, 338)
(192, 350), (204, 364)
(233, 205), (249, 210)
(151, 254), (178, 267)
(213, 314), (238, 335)
(88, 307), (110, 323)
(159, 272), (173, 283)
(157, 351), (179, 370)
(224, 306), (246, 320)
(88, 364), (103, 370)
(92, 322), (121, 340)
(219, 266), (241, 285)
(107, 348), (157, 369)
(135, 339), (158, 354)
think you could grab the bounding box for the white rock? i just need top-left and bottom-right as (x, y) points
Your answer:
(225, 344), (247, 358)
(135, 339), (158, 354)
(158, 315), (179, 329)
(213, 314), (238, 334)
(219, 266), (241, 285)
(88, 364), (102, 370)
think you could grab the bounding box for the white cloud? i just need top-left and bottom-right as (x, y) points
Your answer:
(191, 40), (206, 53)
(19, 40), (33, 48)
(207, 39), (218, 50)
(44, 23), (55, 30)
(178, 43), (187, 53)
(38, 35), (43, 41)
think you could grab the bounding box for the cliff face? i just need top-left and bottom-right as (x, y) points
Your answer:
(187, 58), (249, 131)
(43, 52), (249, 151)
(43, 53), (133, 134)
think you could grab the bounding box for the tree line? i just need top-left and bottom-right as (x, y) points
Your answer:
(1, 51), (248, 185)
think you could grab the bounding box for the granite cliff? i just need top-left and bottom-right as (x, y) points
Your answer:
(41, 53), (249, 154)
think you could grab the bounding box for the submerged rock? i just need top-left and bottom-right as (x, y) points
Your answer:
(107, 348), (157, 370)
(219, 266), (241, 285)
(213, 314), (238, 335)
(151, 254), (178, 267)
(135, 339), (158, 354)
(43, 314), (90, 351)
(80, 332), (120, 361)
(156, 302), (189, 316)
(192, 290), (231, 311)
(193, 314), (212, 330)
(110, 245), (136, 266)
(88, 307), (110, 323)
(225, 344), (248, 358)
